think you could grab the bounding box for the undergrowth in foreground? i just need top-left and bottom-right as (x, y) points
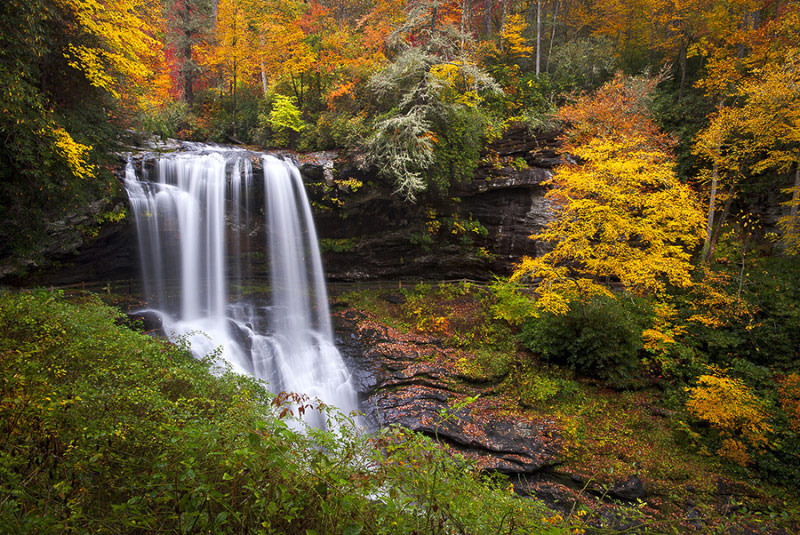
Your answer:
(0, 289), (602, 534)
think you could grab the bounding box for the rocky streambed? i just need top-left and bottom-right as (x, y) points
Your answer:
(331, 299), (795, 534)
(331, 305), (661, 527)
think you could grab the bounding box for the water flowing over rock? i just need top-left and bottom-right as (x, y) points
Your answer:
(124, 146), (359, 426)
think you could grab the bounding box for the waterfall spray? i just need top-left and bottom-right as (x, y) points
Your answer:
(124, 147), (359, 426)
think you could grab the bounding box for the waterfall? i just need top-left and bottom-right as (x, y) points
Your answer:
(124, 147), (359, 426)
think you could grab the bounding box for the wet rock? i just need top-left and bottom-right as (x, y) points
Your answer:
(304, 129), (560, 281)
(124, 310), (165, 337)
(375, 385), (562, 472)
(380, 293), (406, 305)
(335, 308), (563, 473)
(609, 475), (647, 501)
(227, 320), (253, 351)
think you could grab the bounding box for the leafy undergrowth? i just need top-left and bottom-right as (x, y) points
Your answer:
(341, 282), (800, 534)
(1, 289), (605, 534)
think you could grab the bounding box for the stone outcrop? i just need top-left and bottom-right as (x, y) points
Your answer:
(3, 129), (558, 286)
(334, 307), (563, 474)
(302, 128), (559, 281)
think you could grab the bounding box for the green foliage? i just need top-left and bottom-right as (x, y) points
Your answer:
(425, 106), (487, 194)
(0, 289), (598, 534)
(652, 82), (716, 181)
(265, 94), (307, 148)
(482, 60), (559, 131)
(402, 282), (517, 354)
(677, 257), (800, 370)
(548, 37), (616, 92)
(366, 104), (436, 198)
(489, 278), (537, 327)
(364, 25), (500, 200)
(0, 0), (159, 264)
(501, 360), (583, 408)
(301, 111), (370, 151)
(187, 86), (263, 143)
(318, 237), (360, 253)
(456, 349), (516, 383)
(137, 100), (192, 140)
(519, 294), (654, 388)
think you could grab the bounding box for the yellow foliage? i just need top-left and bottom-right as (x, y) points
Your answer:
(429, 62), (483, 107)
(718, 438), (752, 466)
(48, 126), (96, 179)
(778, 373), (800, 434)
(57, 0), (157, 99)
(685, 268), (755, 328)
(642, 302), (685, 360)
(500, 14), (533, 59)
(686, 371), (773, 465)
(512, 136), (704, 314)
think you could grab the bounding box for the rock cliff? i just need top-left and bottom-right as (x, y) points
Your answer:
(3, 128), (559, 287)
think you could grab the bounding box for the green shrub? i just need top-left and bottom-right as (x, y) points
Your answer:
(519, 294), (653, 388)
(300, 111), (369, 151)
(0, 289), (599, 534)
(678, 257), (800, 370)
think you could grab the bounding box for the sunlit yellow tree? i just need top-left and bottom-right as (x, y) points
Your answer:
(694, 5), (800, 255)
(687, 370), (773, 465)
(512, 74), (704, 314)
(513, 136), (704, 314)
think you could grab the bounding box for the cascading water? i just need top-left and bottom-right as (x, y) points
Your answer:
(124, 146), (359, 426)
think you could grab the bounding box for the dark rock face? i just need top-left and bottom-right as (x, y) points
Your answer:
(304, 130), (558, 281)
(123, 310), (166, 337)
(2, 216), (139, 288)
(609, 475), (647, 501)
(5, 129), (557, 287)
(333, 308), (563, 474)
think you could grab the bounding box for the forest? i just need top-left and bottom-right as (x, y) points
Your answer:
(1, 0), (800, 533)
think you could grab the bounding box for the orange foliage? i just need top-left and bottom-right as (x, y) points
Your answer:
(686, 370), (773, 465)
(558, 73), (674, 152)
(778, 373), (800, 434)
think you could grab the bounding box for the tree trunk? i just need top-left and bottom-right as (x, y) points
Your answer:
(546, 0), (558, 73)
(181, 0), (195, 107)
(791, 159), (800, 220)
(707, 190), (735, 264)
(460, 0), (470, 54)
(232, 59), (238, 139)
(701, 156), (720, 263)
(678, 42), (687, 101)
(484, 0), (493, 35)
(183, 42), (194, 107)
(536, 0), (542, 75)
(259, 35), (268, 97)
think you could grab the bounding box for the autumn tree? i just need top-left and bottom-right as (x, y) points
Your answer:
(365, 0), (500, 200)
(694, 5), (800, 256)
(164, 0), (213, 107)
(693, 106), (748, 262)
(511, 74), (704, 314)
(686, 370), (773, 465)
(0, 0), (158, 261)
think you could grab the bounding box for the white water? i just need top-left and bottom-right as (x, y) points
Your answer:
(124, 148), (359, 426)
